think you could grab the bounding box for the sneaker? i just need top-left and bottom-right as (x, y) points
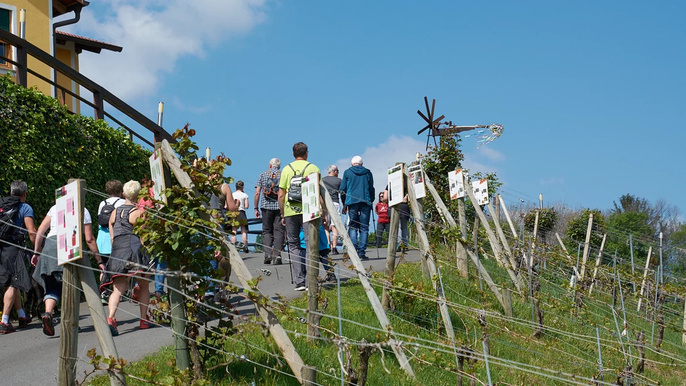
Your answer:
(139, 319), (153, 330)
(331, 248), (339, 255)
(263, 258), (272, 264)
(42, 313), (54, 336)
(18, 316), (31, 328)
(294, 285), (306, 291)
(360, 255), (369, 261)
(325, 273), (336, 282)
(107, 317), (119, 336)
(0, 322), (15, 334)
(273, 258), (282, 265)
(131, 284), (140, 302)
(243, 246), (250, 253)
(100, 292), (108, 305)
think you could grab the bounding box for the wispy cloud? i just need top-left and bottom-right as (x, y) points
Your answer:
(334, 135), (426, 199)
(67, 0), (269, 100)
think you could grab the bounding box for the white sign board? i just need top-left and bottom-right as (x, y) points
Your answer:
(449, 169), (465, 200)
(471, 179), (490, 206)
(387, 164), (404, 207)
(408, 164), (426, 199)
(149, 149), (167, 204)
(302, 172), (321, 222)
(55, 180), (83, 265)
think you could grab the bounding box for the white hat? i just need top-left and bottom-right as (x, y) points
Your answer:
(351, 155), (363, 165)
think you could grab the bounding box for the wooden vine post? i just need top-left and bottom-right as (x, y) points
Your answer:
(487, 201), (519, 280)
(382, 207), (400, 310)
(160, 141), (308, 383)
(528, 210), (540, 268)
(404, 168), (457, 343)
(320, 182), (415, 378)
(422, 175), (506, 310)
(682, 298), (686, 345)
(588, 234), (608, 295)
(423, 175), (468, 278)
(463, 175), (522, 292)
(637, 247), (653, 312)
(578, 213), (594, 280)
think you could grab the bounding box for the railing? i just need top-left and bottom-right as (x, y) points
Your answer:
(0, 29), (173, 147)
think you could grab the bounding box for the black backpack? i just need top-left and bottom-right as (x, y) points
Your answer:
(286, 163), (311, 203)
(0, 196), (21, 241)
(98, 198), (122, 227)
(263, 170), (280, 200)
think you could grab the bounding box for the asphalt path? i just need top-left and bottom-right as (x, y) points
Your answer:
(1, 247), (420, 385)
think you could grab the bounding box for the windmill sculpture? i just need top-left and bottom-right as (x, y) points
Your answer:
(417, 96), (504, 150)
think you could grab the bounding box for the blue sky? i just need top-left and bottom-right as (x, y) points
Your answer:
(66, 1), (686, 217)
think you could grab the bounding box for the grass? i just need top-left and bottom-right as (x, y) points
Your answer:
(88, 246), (686, 385)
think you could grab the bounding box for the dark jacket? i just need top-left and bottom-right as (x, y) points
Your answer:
(340, 165), (374, 206)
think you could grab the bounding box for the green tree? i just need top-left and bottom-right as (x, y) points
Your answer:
(565, 209), (605, 251)
(605, 210), (652, 259)
(524, 208), (557, 244)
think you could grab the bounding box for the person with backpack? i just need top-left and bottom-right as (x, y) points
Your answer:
(96, 180), (124, 300)
(254, 158), (285, 265)
(322, 165), (342, 255)
(278, 142), (321, 291)
(0, 181), (37, 333)
(231, 181), (250, 253)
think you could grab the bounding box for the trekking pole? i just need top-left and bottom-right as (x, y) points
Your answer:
(285, 234), (294, 284)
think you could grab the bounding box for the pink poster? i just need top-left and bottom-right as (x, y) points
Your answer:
(58, 234), (66, 252)
(67, 198), (74, 215)
(57, 211), (65, 228)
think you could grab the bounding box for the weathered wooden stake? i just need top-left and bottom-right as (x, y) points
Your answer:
(463, 176), (521, 291)
(682, 298), (686, 346)
(487, 201), (517, 272)
(424, 175), (467, 278)
(502, 287), (513, 318)
(307, 219), (320, 342)
(637, 247), (653, 312)
(579, 213), (594, 280)
(59, 262), (80, 386)
(161, 141), (307, 383)
(405, 168), (456, 344)
(301, 366), (317, 386)
(528, 210), (540, 268)
(320, 182), (415, 377)
(588, 234), (607, 295)
(596, 327), (604, 382)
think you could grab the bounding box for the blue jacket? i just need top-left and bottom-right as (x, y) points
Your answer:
(340, 165), (374, 206)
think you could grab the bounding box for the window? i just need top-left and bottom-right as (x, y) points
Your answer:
(0, 8), (9, 66)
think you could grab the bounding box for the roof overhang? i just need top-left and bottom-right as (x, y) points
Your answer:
(55, 31), (122, 54)
(53, 0), (90, 17)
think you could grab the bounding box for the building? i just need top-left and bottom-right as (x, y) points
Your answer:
(0, 0), (121, 112)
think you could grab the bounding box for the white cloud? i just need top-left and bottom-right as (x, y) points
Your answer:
(334, 135), (426, 199)
(67, 0), (268, 100)
(477, 146), (506, 162)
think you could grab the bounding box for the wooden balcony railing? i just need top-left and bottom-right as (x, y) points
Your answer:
(0, 29), (173, 147)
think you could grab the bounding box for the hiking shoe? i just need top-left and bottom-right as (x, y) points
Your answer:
(273, 258), (282, 265)
(360, 255), (369, 261)
(331, 248), (339, 255)
(243, 246), (250, 253)
(131, 284), (141, 302)
(325, 273), (336, 282)
(139, 319), (153, 330)
(0, 322), (15, 334)
(263, 258), (272, 264)
(107, 317), (119, 336)
(42, 313), (54, 336)
(18, 316), (31, 329)
(294, 285), (306, 291)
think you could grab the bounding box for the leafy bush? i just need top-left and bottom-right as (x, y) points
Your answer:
(0, 75), (151, 220)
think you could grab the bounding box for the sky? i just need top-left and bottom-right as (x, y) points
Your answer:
(64, 1), (686, 218)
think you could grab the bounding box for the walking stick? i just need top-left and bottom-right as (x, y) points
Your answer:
(285, 233), (294, 284)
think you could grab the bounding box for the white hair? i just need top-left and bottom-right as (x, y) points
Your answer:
(269, 158), (281, 169)
(123, 180), (141, 201)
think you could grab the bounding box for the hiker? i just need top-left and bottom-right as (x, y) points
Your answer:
(375, 192), (390, 248)
(0, 181), (37, 333)
(254, 158), (285, 265)
(96, 180), (124, 301)
(278, 142), (322, 291)
(99, 180), (153, 335)
(322, 165), (342, 255)
(340, 156), (375, 260)
(231, 181), (250, 253)
(31, 190), (103, 336)
(298, 223), (336, 283)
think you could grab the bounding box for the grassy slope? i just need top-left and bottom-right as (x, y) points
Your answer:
(89, 248), (686, 385)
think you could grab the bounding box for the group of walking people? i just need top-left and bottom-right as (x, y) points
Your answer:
(0, 141), (412, 337)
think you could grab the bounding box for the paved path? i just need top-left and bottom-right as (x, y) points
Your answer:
(1, 247), (420, 385)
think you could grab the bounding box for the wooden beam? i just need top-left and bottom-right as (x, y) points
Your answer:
(579, 213), (594, 280)
(160, 140), (307, 383)
(637, 247), (653, 312)
(320, 182), (415, 378)
(588, 234), (608, 295)
(405, 168), (457, 345)
(382, 207), (400, 310)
